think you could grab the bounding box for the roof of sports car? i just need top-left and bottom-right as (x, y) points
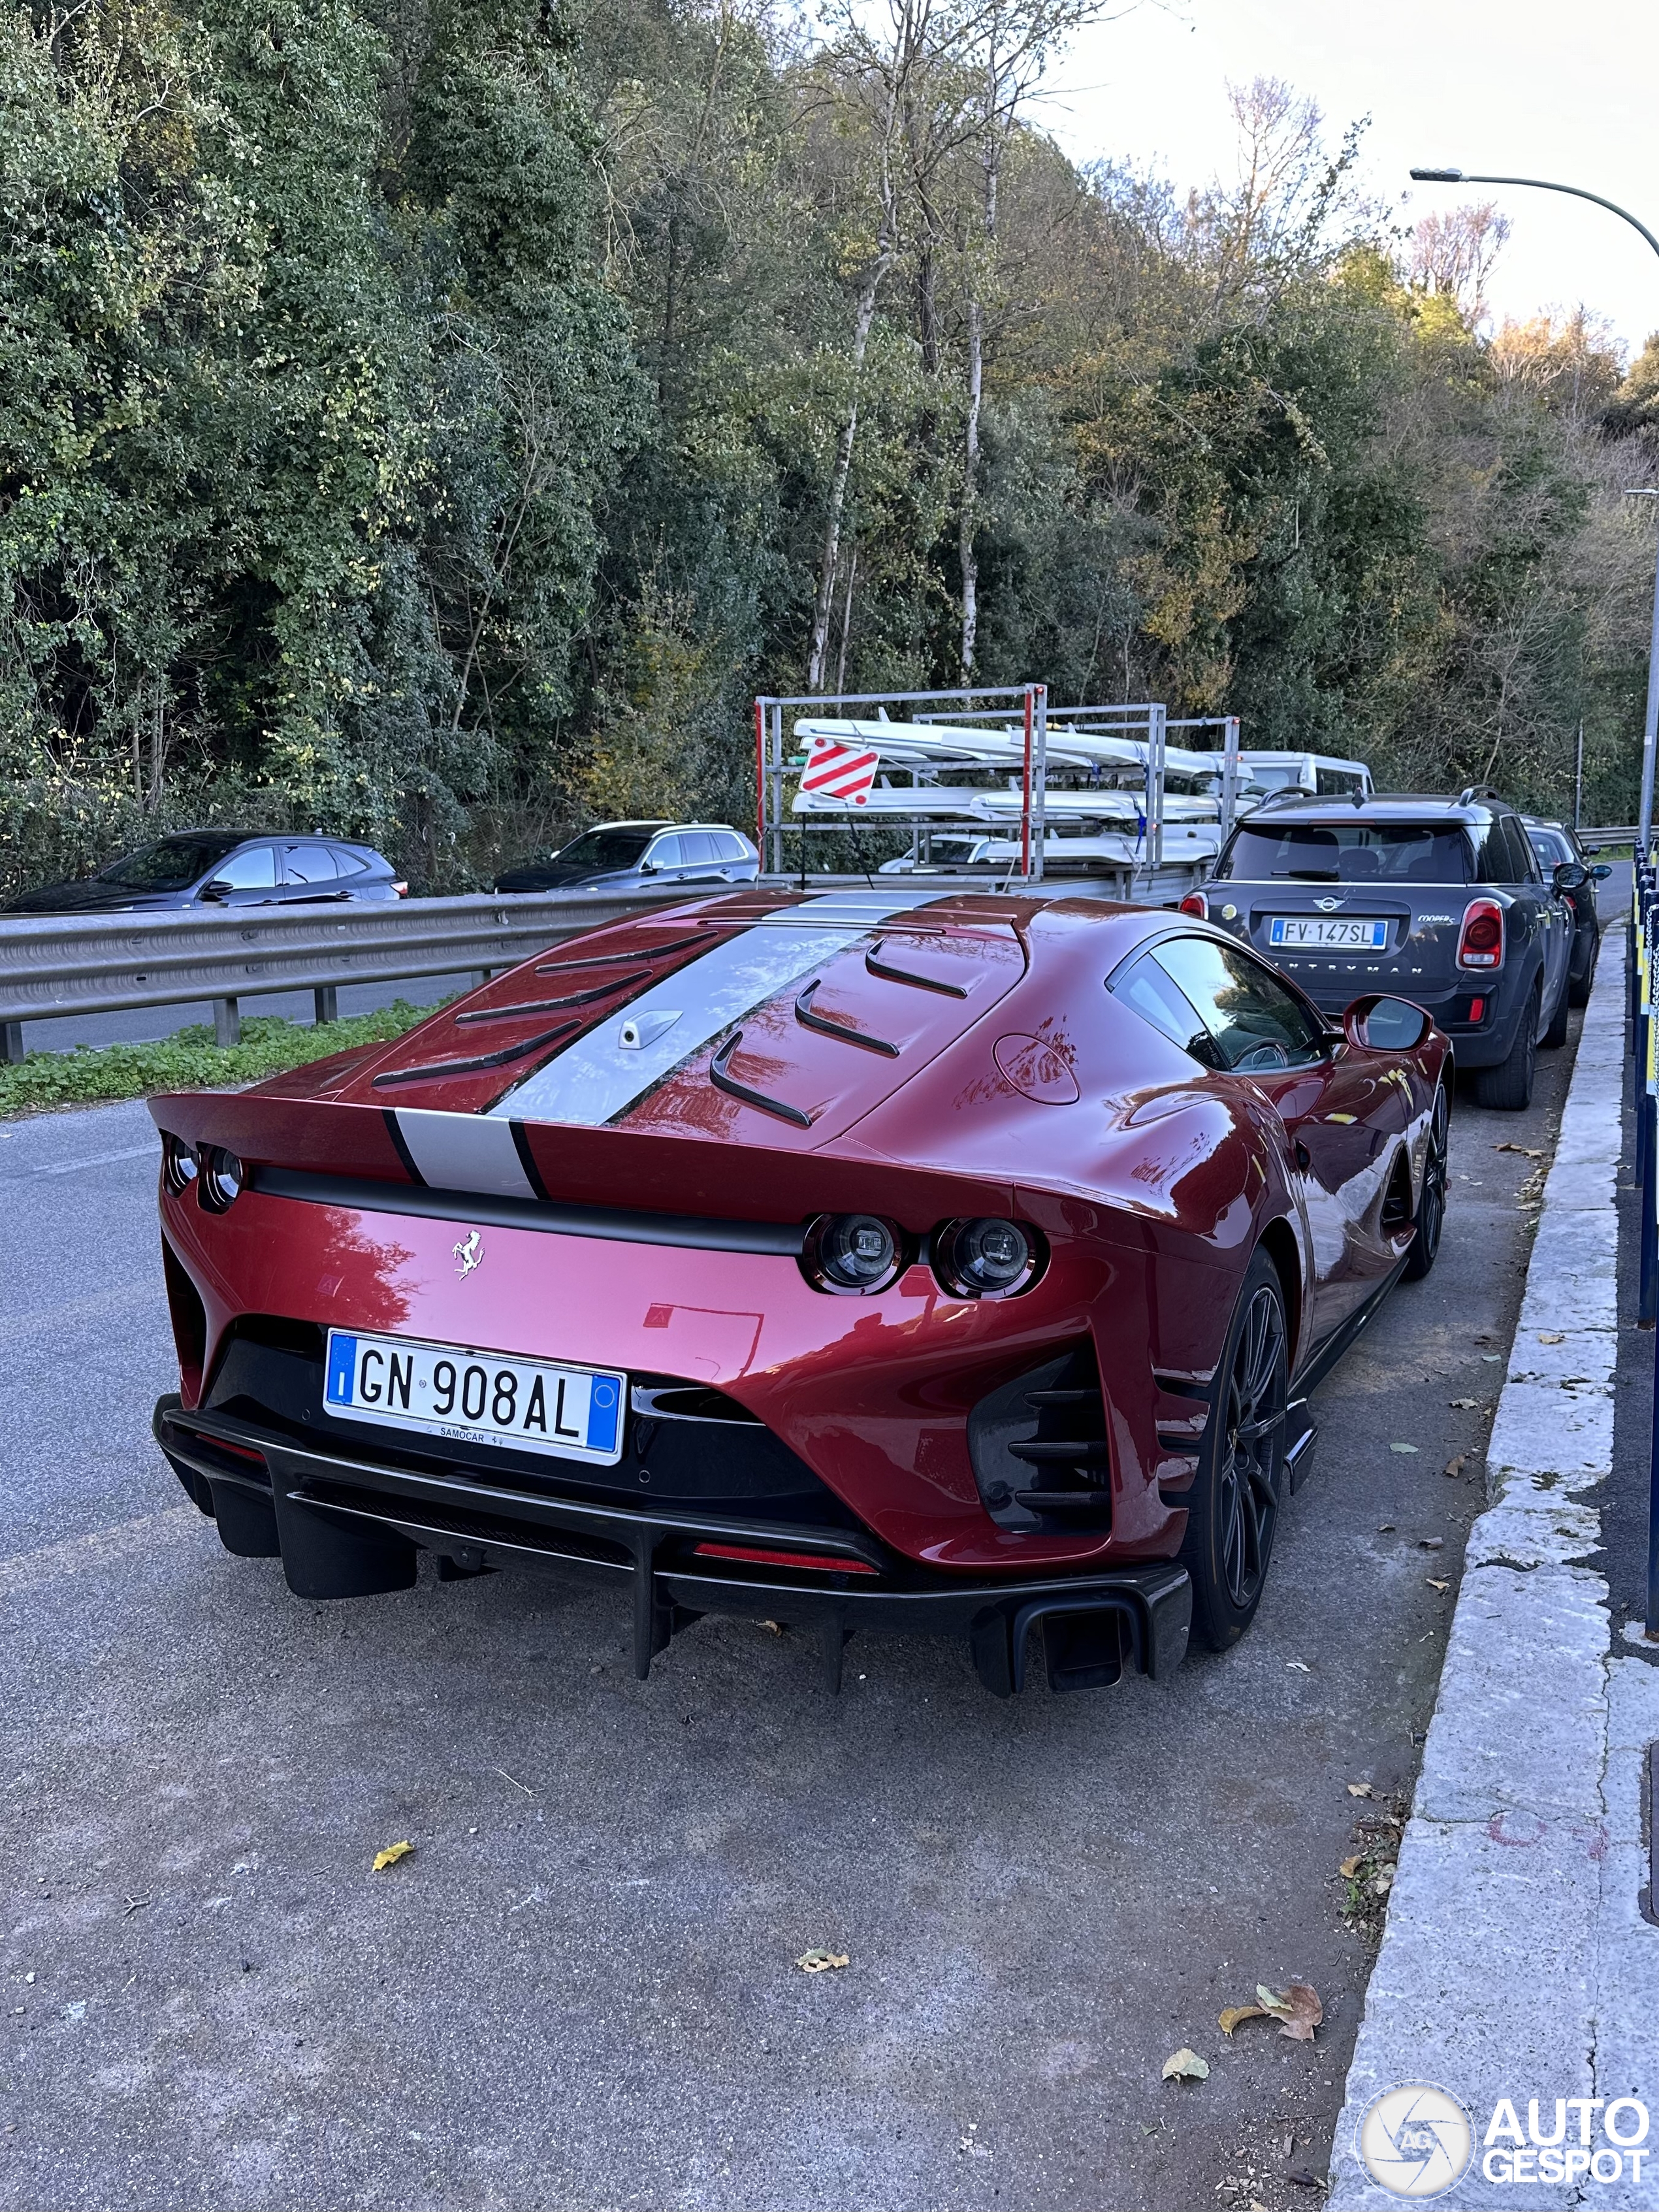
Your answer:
(255, 885), (1160, 1140)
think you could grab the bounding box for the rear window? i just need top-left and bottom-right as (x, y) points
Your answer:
(1217, 822), (1472, 886)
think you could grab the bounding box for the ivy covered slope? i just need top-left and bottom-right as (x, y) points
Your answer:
(0, 1003), (434, 1117)
(3, 0), (1658, 909)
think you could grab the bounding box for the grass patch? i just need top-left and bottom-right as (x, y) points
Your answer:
(0, 1001), (438, 1118)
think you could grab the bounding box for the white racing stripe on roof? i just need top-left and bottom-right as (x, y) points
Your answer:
(395, 1109), (538, 1197)
(489, 888), (944, 1130)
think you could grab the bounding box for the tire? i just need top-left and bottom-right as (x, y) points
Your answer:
(1541, 971), (1570, 1049)
(1473, 985), (1539, 1111)
(1178, 1248), (1290, 1651)
(1402, 1081), (1449, 1280)
(1569, 926), (1599, 1008)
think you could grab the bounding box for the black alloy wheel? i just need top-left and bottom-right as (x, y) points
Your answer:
(1403, 1082), (1449, 1281)
(1473, 982), (1539, 1111)
(1179, 1248), (1290, 1650)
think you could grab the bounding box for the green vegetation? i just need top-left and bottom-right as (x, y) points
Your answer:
(0, 1001), (433, 1115)
(3, 0), (1656, 902)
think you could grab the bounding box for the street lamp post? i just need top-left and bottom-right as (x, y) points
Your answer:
(1410, 166), (1659, 845)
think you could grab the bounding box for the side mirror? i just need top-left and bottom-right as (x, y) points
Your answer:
(199, 877), (233, 902)
(637, 860), (658, 875)
(1592, 863), (1613, 881)
(1553, 860), (1589, 893)
(1342, 994), (1430, 1052)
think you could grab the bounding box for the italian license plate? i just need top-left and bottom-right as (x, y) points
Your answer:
(323, 1329), (625, 1465)
(1268, 917), (1388, 950)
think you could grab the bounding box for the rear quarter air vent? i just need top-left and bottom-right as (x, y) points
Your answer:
(968, 1344), (1112, 1531)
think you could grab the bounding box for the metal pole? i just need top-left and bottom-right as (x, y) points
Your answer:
(1221, 714), (1241, 839)
(769, 703), (786, 875)
(1020, 687), (1034, 881)
(1639, 512), (1659, 849)
(1149, 702), (1167, 872)
(1031, 685), (1048, 885)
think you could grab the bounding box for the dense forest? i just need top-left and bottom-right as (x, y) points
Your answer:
(3, 0), (1658, 894)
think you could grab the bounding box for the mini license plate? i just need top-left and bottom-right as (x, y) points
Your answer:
(1268, 916), (1388, 950)
(323, 1329), (625, 1465)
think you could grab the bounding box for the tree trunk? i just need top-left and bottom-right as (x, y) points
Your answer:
(807, 244), (890, 692)
(959, 297), (982, 676)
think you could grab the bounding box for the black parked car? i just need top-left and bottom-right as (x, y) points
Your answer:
(1190, 790), (1579, 1110)
(494, 820), (760, 895)
(7, 831), (407, 916)
(1522, 817), (1611, 1007)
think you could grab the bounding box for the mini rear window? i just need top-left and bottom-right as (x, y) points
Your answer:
(1217, 822), (1472, 886)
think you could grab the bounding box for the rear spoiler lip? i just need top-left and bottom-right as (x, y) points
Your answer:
(146, 1091), (1016, 1235)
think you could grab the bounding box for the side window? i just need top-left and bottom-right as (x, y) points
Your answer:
(718, 832), (749, 862)
(332, 846), (370, 876)
(210, 844), (277, 889)
(1110, 952), (1225, 1069)
(646, 834), (683, 870)
(681, 831), (719, 864)
(1507, 819), (1542, 883)
(1151, 935), (1327, 1073)
(283, 843), (338, 883)
(1473, 817), (1526, 884)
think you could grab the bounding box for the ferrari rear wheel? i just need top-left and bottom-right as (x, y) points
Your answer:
(1402, 1082), (1449, 1282)
(1179, 1250), (1289, 1651)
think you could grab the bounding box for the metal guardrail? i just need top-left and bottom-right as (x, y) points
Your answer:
(1578, 825), (1638, 850)
(0, 888), (690, 1061)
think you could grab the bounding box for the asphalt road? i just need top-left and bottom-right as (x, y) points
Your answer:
(0, 986), (1594, 2210)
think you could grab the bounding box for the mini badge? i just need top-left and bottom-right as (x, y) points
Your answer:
(453, 1229), (484, 1280)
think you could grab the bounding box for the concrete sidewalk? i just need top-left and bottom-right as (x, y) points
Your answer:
(1329, 935), (1659, 2208)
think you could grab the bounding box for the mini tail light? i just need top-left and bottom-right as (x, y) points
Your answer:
(161, 1133), (199, 1195)
(197, 1147), (244, 1212)
(933, 1217), (1044, 1299)
(1179, 890), (1208, 918)
(801, 1212), (907, 1293)
(1457, 899), (1504, 969)
(393, 880), (410, 897)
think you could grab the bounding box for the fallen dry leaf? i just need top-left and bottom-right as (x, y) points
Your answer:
(795, 1949), (849, 1974)
(1493, 1143), (1544, 1158)
(1251, 2200), (1272, 2212)
(1449, 1397), (1478, 1409)
(1263, 1981), (1323, 2043)
(1161, 2047), (1209, 2081)
(1377, 1522), (1396, 1533)
(1427, 1578), (1451, 1592)
(1419, 1537), (1445, 1551)
(1445, 1456), (1467, 1479)
(1374, 1864), (1397, 1895)
(1219, 2004), (1273, 2036)
(1338, 1854), (1363, 1878)
(1389, 1442), (1419, 1454)
(1287, 2170), (1323, 2190)
(1285, 1659), (1312, 1674)
(1346, 1782), (1374, 1798)
(372, 1840), (413, 1872)
(760, 1620), (784, 1635)
(1538, 1332), (1565, 1345)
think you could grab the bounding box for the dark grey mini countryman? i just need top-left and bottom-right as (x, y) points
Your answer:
(1188, 791), (1580, 1111)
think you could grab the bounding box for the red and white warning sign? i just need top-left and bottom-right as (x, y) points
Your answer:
(798, 730), (880, 807)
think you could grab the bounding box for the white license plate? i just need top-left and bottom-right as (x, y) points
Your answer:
(1268, 917), (1388, 949)
(323, 1329), (625, 1465)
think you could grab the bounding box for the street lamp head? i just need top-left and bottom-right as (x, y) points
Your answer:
(1409, 167), (1465, 183)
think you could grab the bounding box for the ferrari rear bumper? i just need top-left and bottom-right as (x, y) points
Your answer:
(154, 1395), (1191, 1699)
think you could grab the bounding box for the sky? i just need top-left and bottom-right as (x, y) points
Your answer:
(1040, 0), (1659, 363)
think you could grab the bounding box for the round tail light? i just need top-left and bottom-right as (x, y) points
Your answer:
(161, 1135), (198, 1195)
(933, 1217), (1042, 1298)
(801, 1213), (906, 1293)
(197, 1147), (244, 1212)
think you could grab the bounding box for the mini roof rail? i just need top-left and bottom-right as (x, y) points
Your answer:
(1457, 783), (1505, 806)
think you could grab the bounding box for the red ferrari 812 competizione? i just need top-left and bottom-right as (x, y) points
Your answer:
(150, 888), (1449, 1697)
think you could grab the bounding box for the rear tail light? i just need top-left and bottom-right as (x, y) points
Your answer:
(1179, 891), (1208, 918)
(801, 1212), (907, 1293)
(161, 1133), (198, 1195)
(392, 880), (410, 898)
(692, 1542), (877, 1576)
(933, 1217), (1044, 1299)
(197, 1147), (244, 1212)
(1457, 898), (1504, 969)
(1468, 996), (1485, 1022)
